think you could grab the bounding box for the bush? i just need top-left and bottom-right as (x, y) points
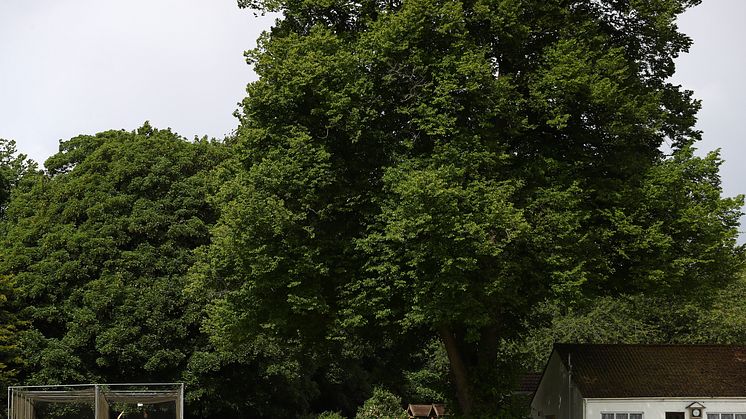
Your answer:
(355, 387), (406, 419)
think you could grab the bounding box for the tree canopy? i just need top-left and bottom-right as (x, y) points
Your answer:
(193, 0), (743, 415)
(0, 126), (226, 404)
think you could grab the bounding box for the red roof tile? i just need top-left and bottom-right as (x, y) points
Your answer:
(407, 404), (434, 417)
(407, 403), (449, 417)
(554, 344), (746, 398)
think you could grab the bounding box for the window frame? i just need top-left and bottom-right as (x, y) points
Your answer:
(600, 412), (644, 419)
(707, 413), (746, 419)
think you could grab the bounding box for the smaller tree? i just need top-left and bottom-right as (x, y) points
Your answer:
(0, 125), (228, 414)
(355, 388), (406, 419)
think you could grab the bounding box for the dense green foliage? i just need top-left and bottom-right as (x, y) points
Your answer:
(195, 0), (743, 415)
(0, 1), (745, 418)
(0, 126), (227, 413)
(0, 274), (21, 400)
(0, 139), (31, 409)
(354, 388), (406, 419)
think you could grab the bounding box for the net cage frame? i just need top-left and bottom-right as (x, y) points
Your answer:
(7, 383), (185, 419)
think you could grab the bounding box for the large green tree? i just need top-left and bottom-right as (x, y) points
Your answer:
(198, 0), (742, 415)
(0, 126), (226, 409)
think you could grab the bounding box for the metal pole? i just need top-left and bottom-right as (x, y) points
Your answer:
(94, 384), (99, 419)
(7, 386), (10, 419)
(568, 353), (572, 419)
(180, 383), (185, 419)
(103, 383), (183, 387)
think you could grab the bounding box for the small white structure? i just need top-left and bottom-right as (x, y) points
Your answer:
(8, 383), (185, 419)
(531, 344), (746, 419)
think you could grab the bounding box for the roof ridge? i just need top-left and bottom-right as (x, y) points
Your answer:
(554, 343), (746, 348)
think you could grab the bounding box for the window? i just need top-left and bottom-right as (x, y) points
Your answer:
(601, 413), (643, 419)
(708, 414), (746, 419)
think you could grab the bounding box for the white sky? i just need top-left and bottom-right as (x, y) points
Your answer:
(0, 0), (274, 163)
(0, 0), (743, 234)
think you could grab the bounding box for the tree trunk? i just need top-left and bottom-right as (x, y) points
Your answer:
(477, 324), (499, 372)
(439, 325), (473, 416)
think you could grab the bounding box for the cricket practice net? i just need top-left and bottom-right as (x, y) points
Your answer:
(8, 383), (184, 419)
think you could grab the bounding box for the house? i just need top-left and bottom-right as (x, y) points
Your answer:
(406, 403), (448, 418)
(531, 344), (746, 419)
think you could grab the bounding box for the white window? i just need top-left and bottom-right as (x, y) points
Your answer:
(601, 413), (642, 419)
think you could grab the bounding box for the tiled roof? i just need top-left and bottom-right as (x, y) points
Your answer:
(554, 344), (746, 398)
(407, 404), (434, 417)
(407, 403), (448, 417)
(517, 372), (542, 393)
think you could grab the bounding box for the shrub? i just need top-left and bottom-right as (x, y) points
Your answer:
(355, 387), (405, 419)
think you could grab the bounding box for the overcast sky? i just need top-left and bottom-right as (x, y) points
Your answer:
(1, 1), (744, 233)
(0, 0), (274, 163)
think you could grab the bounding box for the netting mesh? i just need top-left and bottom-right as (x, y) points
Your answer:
(8, 384), (184, 419)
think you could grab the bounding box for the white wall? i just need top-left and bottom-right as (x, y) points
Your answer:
(585, 398), (746, 419)
(531, 351), (584, 419)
